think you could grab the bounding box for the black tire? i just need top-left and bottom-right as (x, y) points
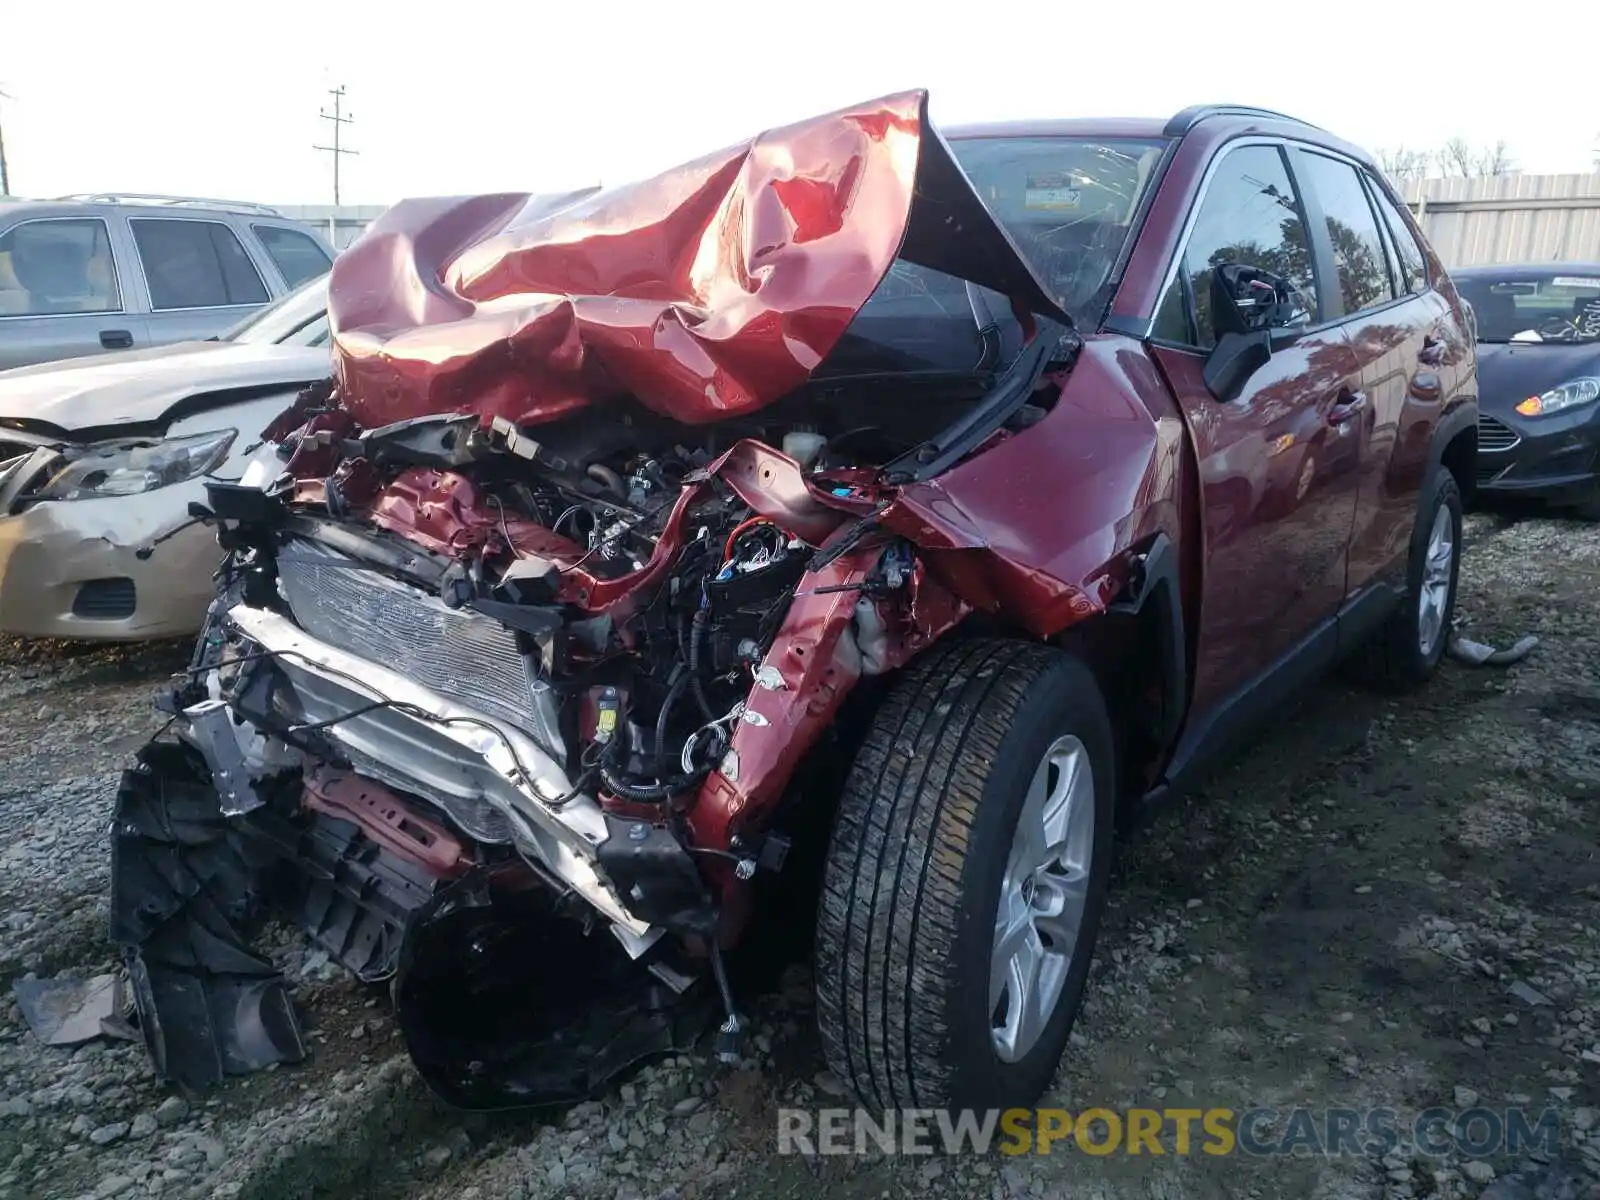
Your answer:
(1361, 470), (1463, 691)
(814, 638), (1115, 1111)
(1571, 488), (1600, 522)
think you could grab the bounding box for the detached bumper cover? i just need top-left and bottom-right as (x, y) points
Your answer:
(109, 742), (305, 1086)
(110, 740), (708, 1105)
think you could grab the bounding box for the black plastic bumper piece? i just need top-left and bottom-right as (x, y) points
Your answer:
(110, 742), (306, 1087)
(242, 802), (439, 983)
(394, 874), (711, 1110)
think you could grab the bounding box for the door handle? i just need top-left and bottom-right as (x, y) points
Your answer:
(1328, 390), (1367, 426)
(1418, 332), (1446, 366)
(99, 329), (134, 349)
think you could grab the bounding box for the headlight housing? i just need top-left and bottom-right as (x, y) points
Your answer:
(34, 430), (236, 501)
(1515, 377), (1600, 417)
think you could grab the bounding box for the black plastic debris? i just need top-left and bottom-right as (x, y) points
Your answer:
(109, 742), (305, 1086)
(394, 874), (710, 1110)
(111, 740), (713, 1109)
(13, 974), (129, 1047)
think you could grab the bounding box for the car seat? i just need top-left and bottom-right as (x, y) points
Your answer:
(9, 226), (98, 313)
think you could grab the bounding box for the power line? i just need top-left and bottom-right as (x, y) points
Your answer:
(312, 85), (358, 206)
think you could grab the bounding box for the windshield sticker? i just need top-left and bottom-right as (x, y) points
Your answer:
(1024, 173), (1082, 210)
(1551, 276), (1600, 289)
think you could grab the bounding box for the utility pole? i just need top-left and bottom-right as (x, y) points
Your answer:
(0, 86), (13, 197)
(313, 85), (358, 206)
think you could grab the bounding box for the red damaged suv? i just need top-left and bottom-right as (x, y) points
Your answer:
(112, 93), (1476, 1113)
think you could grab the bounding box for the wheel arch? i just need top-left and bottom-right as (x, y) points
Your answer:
(948, 533), (1189, 811)
(1431, 398), (1479, 504)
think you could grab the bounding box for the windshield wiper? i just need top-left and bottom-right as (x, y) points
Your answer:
(965, 282), (1002, 373)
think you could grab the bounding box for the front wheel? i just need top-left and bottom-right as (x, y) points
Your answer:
(814, 638), (1115, 1111)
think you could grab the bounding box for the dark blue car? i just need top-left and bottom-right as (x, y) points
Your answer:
(1453, 263), (1600, 517)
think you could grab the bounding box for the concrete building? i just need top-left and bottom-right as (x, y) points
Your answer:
(273, 204), (389, 250)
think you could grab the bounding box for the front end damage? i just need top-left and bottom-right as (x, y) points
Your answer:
(108, 90), (1121, 1107)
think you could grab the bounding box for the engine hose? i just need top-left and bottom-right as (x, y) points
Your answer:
(598, 761), (709, 803)
(654, 670), (691, 775)
(586, 463), (625, 499)
(688, 606), (718, 721)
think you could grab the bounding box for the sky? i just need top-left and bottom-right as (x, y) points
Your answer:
(3, 0), (1596, 208)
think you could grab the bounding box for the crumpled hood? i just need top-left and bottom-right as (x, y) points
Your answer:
(328, 89), (1068, 430)
(0, 341), (332, 436)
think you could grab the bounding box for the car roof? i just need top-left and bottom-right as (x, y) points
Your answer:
(946, 117), (1172, 141)
(945, 107), (1376, 169)
(1452, 262), (1600, 278)
(0, 196), (291, 223)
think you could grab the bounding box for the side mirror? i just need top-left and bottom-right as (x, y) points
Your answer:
(1211, 263), (1301, 336)
(1203, 329), (1272, 403)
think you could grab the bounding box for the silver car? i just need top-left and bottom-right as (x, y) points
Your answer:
(0, 194), (333, 370)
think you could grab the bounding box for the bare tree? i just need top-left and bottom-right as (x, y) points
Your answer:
(1436, 138), (1515, 178)
(1375, 147), (1433, 186)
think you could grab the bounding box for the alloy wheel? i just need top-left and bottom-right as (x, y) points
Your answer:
(990, 734), (1096, 1063)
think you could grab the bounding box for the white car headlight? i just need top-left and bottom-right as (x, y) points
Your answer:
(1515, 377), (1600, 418)
(34, 430), (237, 501)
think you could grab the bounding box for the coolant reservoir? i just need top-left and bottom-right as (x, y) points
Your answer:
(782, 430), (827, 470)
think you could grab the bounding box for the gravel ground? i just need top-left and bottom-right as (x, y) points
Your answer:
(1, 512), (1597, 1200)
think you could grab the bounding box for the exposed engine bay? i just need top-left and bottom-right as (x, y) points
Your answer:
(106, 88), (1106, 1108)
(109, 381), (1044, 1105)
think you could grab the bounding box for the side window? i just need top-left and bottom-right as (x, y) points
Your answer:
(1367, 178), (1427, 294)
(0, 219), (122, 316)
(1153, 144), (1319, 348)
(131, 219), (269, 310)
(1293, 153), (1395, 315)
(252, 225), (333, 288)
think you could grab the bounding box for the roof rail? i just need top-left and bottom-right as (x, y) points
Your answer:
(1163, 105), (1322, 137)
(53, 193), (284, 217)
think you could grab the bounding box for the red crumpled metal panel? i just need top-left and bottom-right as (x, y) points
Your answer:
(327, 91), (929, 431)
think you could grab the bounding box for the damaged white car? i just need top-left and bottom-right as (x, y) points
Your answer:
(0, 278), (329, 639)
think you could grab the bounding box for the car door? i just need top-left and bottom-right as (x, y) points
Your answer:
(1292, 152), (1459, 600)
(0, 215), (152, 370)
(127, 216), (273, 346)
(1147, 141), (1365, 715)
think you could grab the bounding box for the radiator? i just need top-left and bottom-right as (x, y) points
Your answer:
(274, 537), (564, 757)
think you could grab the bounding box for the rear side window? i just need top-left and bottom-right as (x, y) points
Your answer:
(131, 219), (269, 310)
(0, 218), (122, 316)
(1368, 180), (1427, 294)
(252, 224), (332, 288)
(1294, 153), (1395, 316)
(1152, 144), (1319, 348)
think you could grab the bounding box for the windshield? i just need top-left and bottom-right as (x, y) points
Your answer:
(844, 136), (1171, 366)
(221, 274), (331, 346)
(1456, 270), (1600, 343)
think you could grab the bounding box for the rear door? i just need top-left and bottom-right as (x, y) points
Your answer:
(1148, 141), (1365, 714)
(1288, 149), (1452, 599)
(0, 216), (152, 369)
(127, 217), (273, 346)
